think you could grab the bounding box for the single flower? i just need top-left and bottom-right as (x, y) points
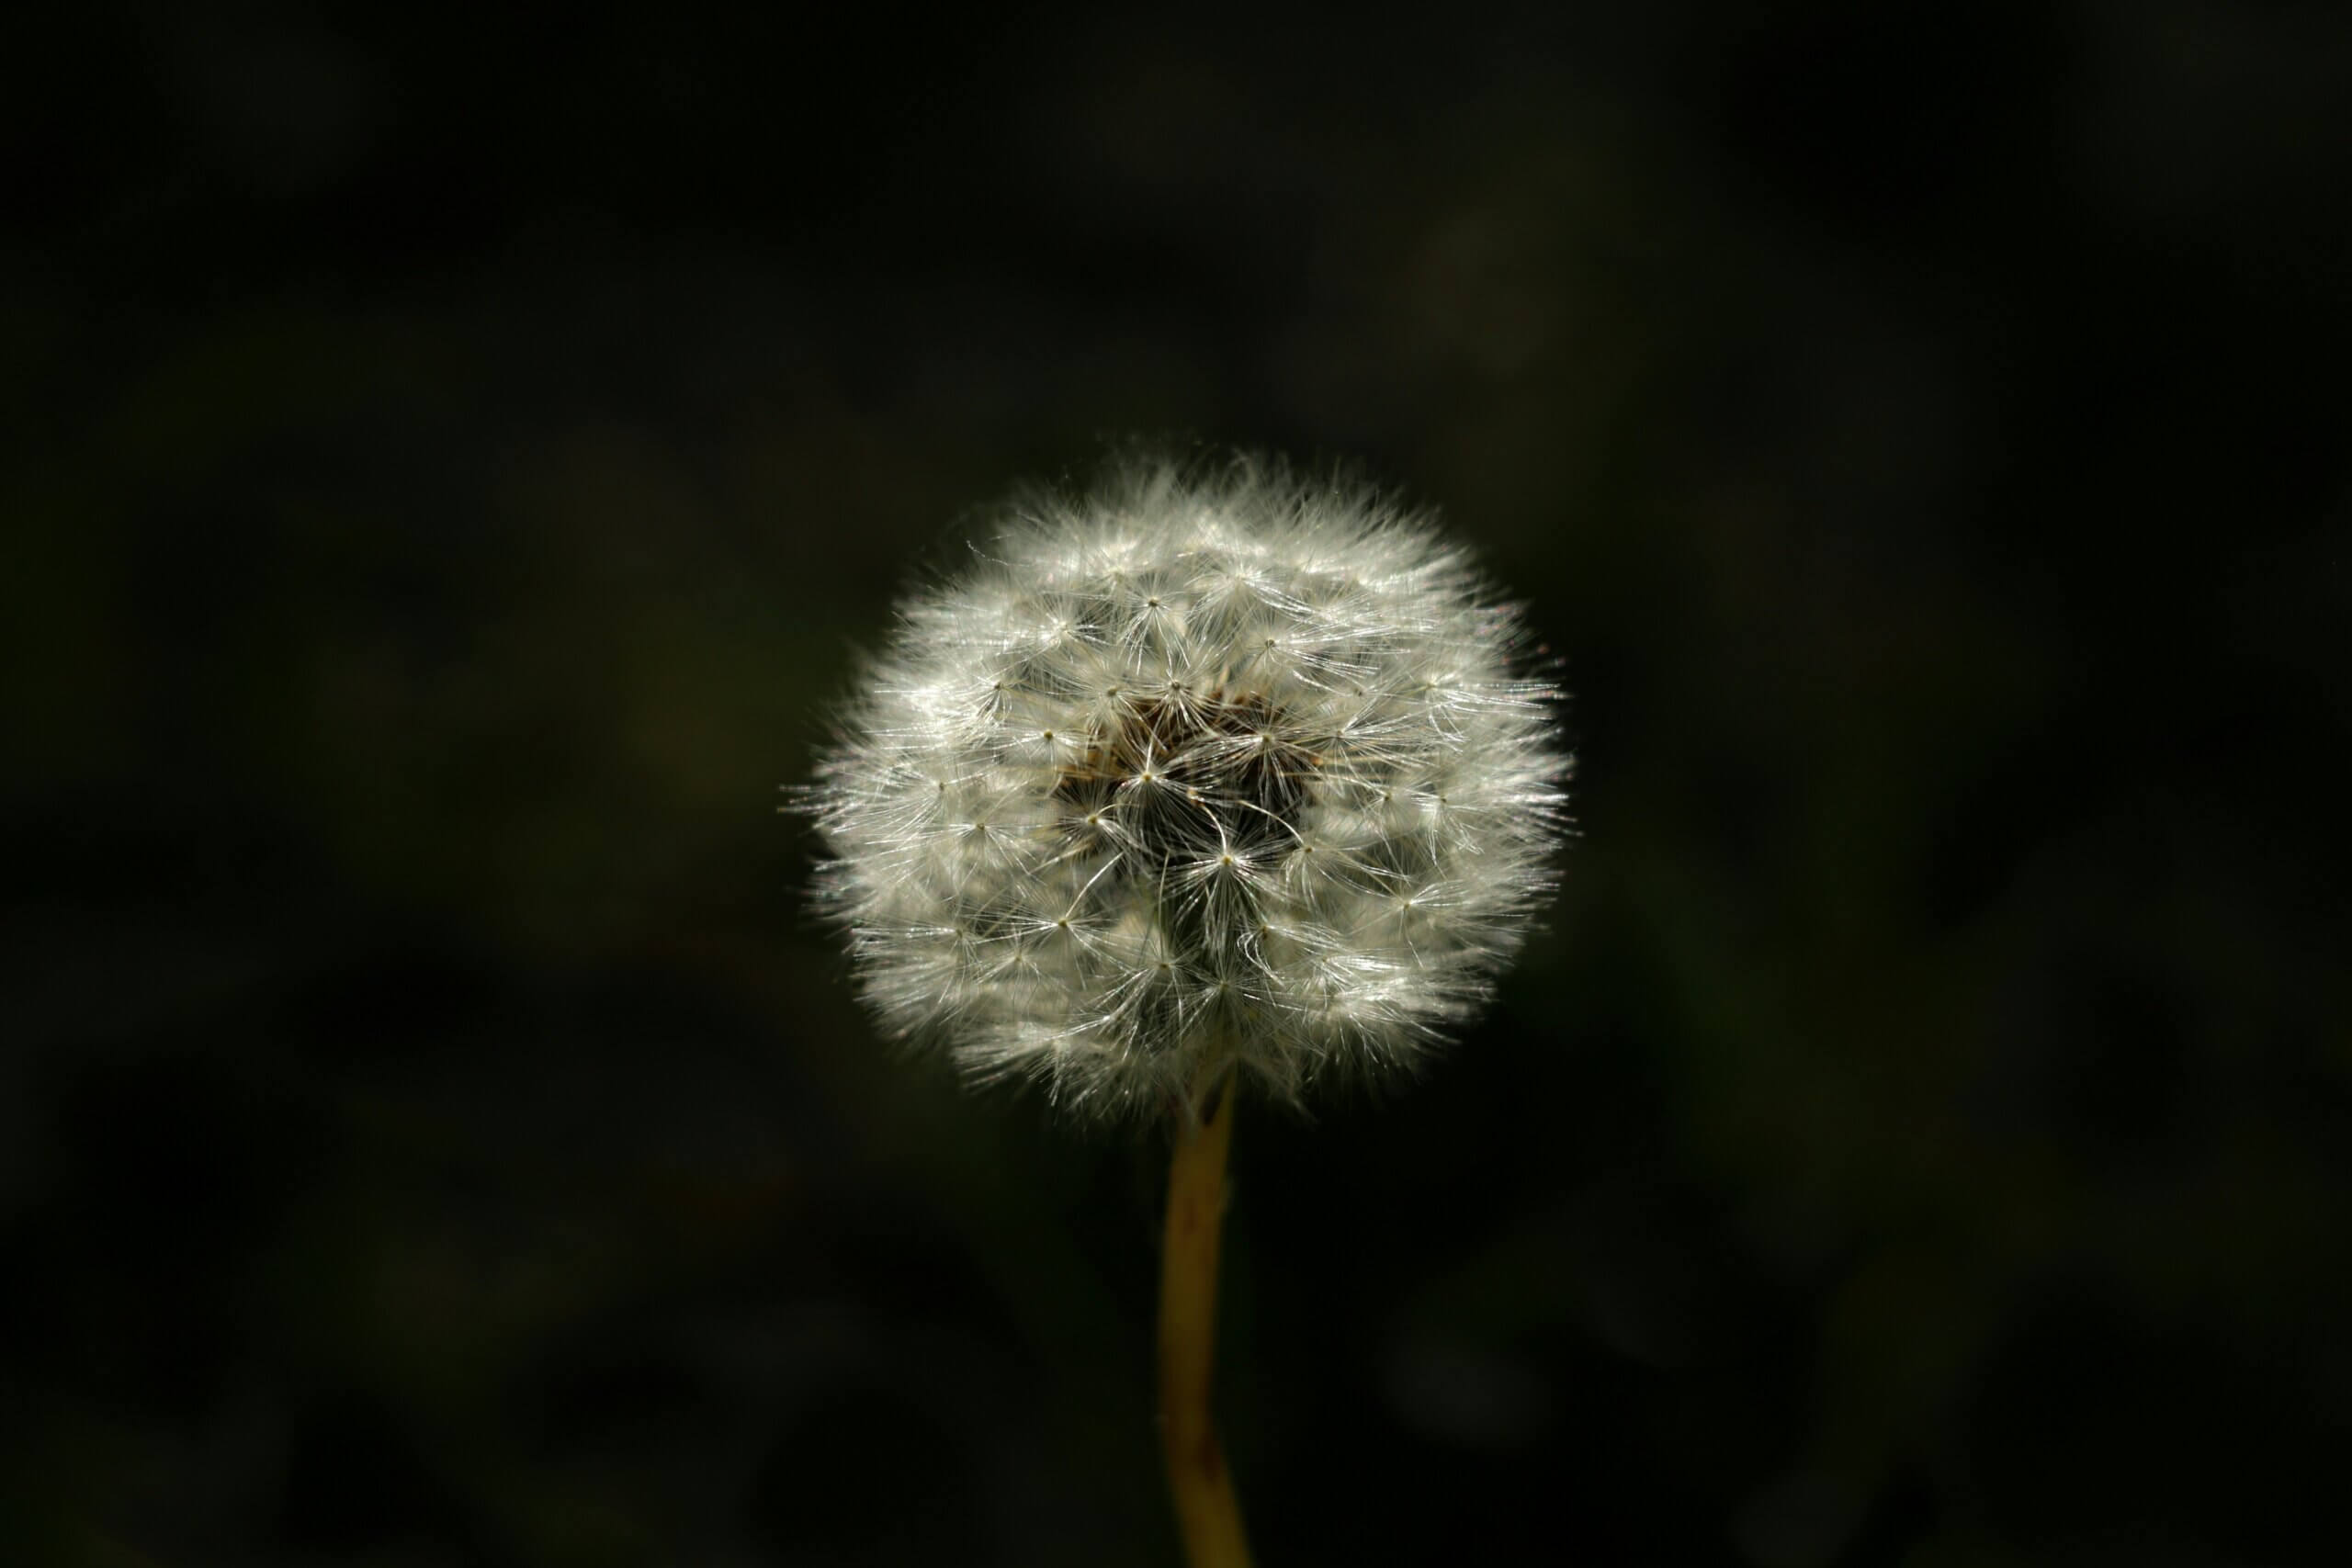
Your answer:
(803, 449), (1572, 1123)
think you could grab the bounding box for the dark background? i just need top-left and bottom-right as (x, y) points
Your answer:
(7, 4), (2350, 1564)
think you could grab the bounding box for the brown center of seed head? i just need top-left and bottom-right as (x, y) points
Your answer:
(1055, 689), (1317, 867)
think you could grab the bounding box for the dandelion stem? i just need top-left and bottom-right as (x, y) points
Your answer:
(1159, 1066), (1251, 1567)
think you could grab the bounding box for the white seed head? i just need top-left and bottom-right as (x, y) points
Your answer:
(800, 451), (1572, 1124)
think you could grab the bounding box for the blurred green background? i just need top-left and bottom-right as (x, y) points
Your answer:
(6, 4), (2349, 1564)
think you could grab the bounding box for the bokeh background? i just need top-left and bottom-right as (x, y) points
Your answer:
(7, 5), (2350, 1564)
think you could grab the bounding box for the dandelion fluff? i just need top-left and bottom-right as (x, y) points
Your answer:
(805, 451), (1572, 1123)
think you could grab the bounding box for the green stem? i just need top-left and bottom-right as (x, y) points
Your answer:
(1158, 1067), (1251, 1567)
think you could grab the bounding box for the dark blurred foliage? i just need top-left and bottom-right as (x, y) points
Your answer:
(5, 2), (2349, 1564)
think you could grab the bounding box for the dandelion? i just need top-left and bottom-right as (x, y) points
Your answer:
(806, 451), (1569, 1118)
(797, 448), (1572, 1564)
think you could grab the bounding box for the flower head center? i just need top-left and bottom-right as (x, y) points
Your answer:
(1057, 689), (1315, 871)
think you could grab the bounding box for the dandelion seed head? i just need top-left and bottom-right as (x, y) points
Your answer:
(802, 451), (1572, 1123)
